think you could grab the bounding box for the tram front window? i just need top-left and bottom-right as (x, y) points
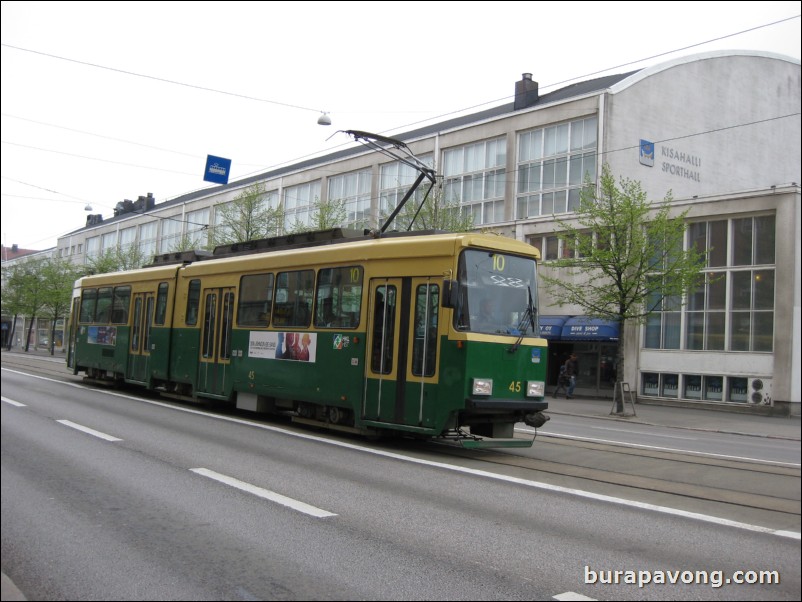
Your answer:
(455, 249), (539, 336)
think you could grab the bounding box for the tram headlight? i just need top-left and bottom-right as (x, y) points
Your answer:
(472, 378), (493, 396)
(526, 381), (545, 397)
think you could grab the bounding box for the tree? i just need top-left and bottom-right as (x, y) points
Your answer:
(38, 256), (82, 355)
(1, 257), (50, 352)
(210, 183), (284, 245)
(540, 164), (706, 413)
(379, 181), (475, 233)
(1, 262), (27, 350)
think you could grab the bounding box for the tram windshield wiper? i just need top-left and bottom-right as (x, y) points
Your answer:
(343, 130), (437, 233)
(508, 287), (537, 353)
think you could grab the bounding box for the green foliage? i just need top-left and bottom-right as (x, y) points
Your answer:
(1, 255), (79, 353)
(86, 245), (149, 274)
(210, 183), (284, 245)
(541, 164), (705, 321)
(38, 256), (81, 354)
(540, 164), (706, 399)
(1, 262), (32, 342)
(167, 234), (199, 254)
(287, 196), (348, 234)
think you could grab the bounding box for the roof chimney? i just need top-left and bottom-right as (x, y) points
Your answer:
(514, 72), (539, 110)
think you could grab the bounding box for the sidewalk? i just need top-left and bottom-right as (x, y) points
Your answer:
(546, 394), (801, 441)
(3, 347), (800, 441)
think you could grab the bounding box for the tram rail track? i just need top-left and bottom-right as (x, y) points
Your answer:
(4, 350), (800, 534)
(419, 432), (801, 532)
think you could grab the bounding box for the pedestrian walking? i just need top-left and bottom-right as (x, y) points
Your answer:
(553, 361), (570, 398)
(565, 353), (578, 398)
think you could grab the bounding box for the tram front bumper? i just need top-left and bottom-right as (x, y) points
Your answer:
(466, 397), (548, 412)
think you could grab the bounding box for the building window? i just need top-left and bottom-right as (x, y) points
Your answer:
(85, 236), (100, 262)
(186, 208), (210, 248)
(528, 233), (581, 262)
(379, 154), (434, 229)
(160, 216), (183, 253)
(642, 372), (753, 404)
(101, 231), (117, 255)
(443, 138), (505, 226)
(545, 236), (559, 260)
(644, 276), (681, 349)
(516, 116), (597, 218)
(139, 222), (158, 262)
(284, 181), (321, 232)
(646, 215), (775, 352)
(119, 226), (136, 253)
(328, 169), (372, 229)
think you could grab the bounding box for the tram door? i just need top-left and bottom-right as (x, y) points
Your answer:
(197, 287), (235, 397)
(127, 292), (154, 383)
(364, 279), (402, 422)
(407, 279), (440, 426)
(364, 278), (440, 426)
(67, 294), (80, 371)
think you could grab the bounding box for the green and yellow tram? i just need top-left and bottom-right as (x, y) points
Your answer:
(67, 229), (550, 447)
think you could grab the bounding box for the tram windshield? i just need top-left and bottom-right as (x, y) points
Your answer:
(454, 249), (539, 336)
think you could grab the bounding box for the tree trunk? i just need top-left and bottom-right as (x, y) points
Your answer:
(613, 320), (627, 413)
(49, 318), (57, 355)
(24, 316), (35, 353)
(6, 314), (18, 350)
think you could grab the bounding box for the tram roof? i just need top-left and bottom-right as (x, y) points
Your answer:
(178, 231), (540, 277)
(77, 263), (184, 287)
(73, 230), (541, 287)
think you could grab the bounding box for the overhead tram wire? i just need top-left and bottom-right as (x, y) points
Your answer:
(2, 13), (799, 202)
(5, 14), (799, 172)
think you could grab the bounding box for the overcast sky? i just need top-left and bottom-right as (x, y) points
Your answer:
(2, 1), (800, 251)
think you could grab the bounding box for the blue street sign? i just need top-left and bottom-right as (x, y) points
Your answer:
(204, 155), (232, 185)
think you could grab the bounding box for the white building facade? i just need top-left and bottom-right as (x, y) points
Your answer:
(50, 50), (800, 415)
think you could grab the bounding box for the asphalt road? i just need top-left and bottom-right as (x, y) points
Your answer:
(2, 352), (800, 601)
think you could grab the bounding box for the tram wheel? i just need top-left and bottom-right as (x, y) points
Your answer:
(297, 403), (314, 419)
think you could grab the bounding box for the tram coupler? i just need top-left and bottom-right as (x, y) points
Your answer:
(523, 411), (550, 428)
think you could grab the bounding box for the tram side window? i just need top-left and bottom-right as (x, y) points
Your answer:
(79, 289), (97, 323)
(274, 270), (314, 327)
(110, 286), (131, 324)
(202, 292), (217, 358)
(238, 273), (274, 327)
(371, 286), (396, 374)
(220, 292), (234, 360)
(315, 266), (363, 328)
(186, 279), (201, 325)
(155, 282), (169, 325)
(412, 284), (439, 377)
(143, 296), (155, 351)
(95, 287), (113, 323)
(131, 297), (143, 352)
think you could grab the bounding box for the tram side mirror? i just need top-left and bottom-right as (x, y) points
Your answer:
(442, 279), (459, 308)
